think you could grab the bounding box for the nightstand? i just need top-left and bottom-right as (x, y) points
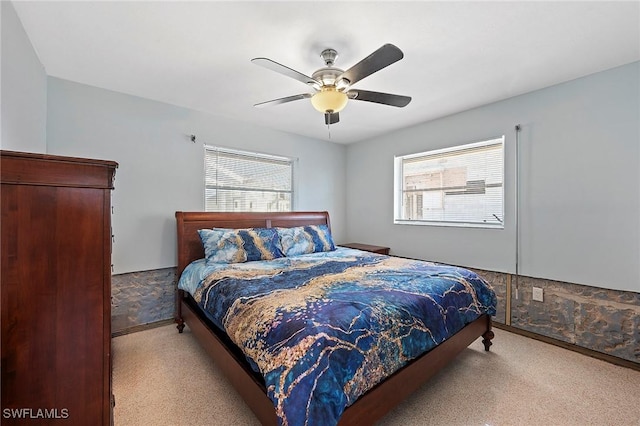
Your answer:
(340, 243), (390, 255)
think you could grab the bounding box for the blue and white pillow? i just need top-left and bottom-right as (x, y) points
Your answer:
(276, 225), (336, 257)
(198, 227), (284, 264)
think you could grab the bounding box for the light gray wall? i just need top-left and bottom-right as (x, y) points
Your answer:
(46, 77), (346, 274)
(1, 1), (47, 153)
(6, 0), (637, 293)
(346, 62), (639, 293)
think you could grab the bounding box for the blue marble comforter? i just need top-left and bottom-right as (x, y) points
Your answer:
(179, 248), (496, 426)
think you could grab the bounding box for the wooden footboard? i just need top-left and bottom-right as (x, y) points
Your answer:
(338, 314), (492, 425)
(177, 289), (492, 425)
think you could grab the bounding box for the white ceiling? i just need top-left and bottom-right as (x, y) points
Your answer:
(12, 1), (640, 144)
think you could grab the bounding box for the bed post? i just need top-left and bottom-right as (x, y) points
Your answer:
(176, 289), (185, 333)
(482, 315), (494, 351)
(175, 211), (186, 333)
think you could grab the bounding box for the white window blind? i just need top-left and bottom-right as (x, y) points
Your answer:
(394, 137), (504, 228)
(204, 146), (293, 212)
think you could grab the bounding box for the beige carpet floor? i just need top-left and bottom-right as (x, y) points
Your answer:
(113, 325), (640, 425)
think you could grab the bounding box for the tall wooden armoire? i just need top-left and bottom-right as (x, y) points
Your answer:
(1, 150), (118, 425)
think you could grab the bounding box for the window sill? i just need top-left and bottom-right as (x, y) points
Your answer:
(393, 219), (504, 230)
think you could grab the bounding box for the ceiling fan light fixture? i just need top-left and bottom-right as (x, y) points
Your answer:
(311, 87), (348, 113)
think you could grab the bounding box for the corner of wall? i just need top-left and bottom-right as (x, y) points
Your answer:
(1, 0), (47, 153)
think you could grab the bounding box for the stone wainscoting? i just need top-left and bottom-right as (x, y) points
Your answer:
(509, 275), (639, 363)
(111, 266), (639, 365)
(111, 268), (177, 334)
(470, 268), (639, 364)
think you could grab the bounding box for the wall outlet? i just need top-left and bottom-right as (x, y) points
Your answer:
(532, 286), (544, 302)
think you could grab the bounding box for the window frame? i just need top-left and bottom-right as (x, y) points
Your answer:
(393, 136), (505, 229)
(203, 145), (295, 213)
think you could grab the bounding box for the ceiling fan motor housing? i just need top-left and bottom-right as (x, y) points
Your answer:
(315, 49), (350, 88)
(312, 67), (344, 87)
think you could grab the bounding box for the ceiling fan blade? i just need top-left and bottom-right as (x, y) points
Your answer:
(324, 112), (340, 125)
(252, 58), (321, 89)
(337, 44), (404, 87)
(347, 89), (411, 107)
(254, 93), (312, 108)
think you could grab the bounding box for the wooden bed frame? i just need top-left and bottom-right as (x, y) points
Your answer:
(174, 211), (494, 425)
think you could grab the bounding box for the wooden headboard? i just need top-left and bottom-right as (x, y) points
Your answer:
(175, 211), (331, 276)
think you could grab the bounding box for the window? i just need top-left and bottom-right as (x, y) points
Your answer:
(204, 146), (294, 212)
(394, 137), (504, 228)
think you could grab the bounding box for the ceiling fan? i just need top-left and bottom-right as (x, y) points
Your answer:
(252, 44), (412, 125)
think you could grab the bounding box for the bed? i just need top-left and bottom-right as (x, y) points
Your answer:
(174, 211), (496, 425)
